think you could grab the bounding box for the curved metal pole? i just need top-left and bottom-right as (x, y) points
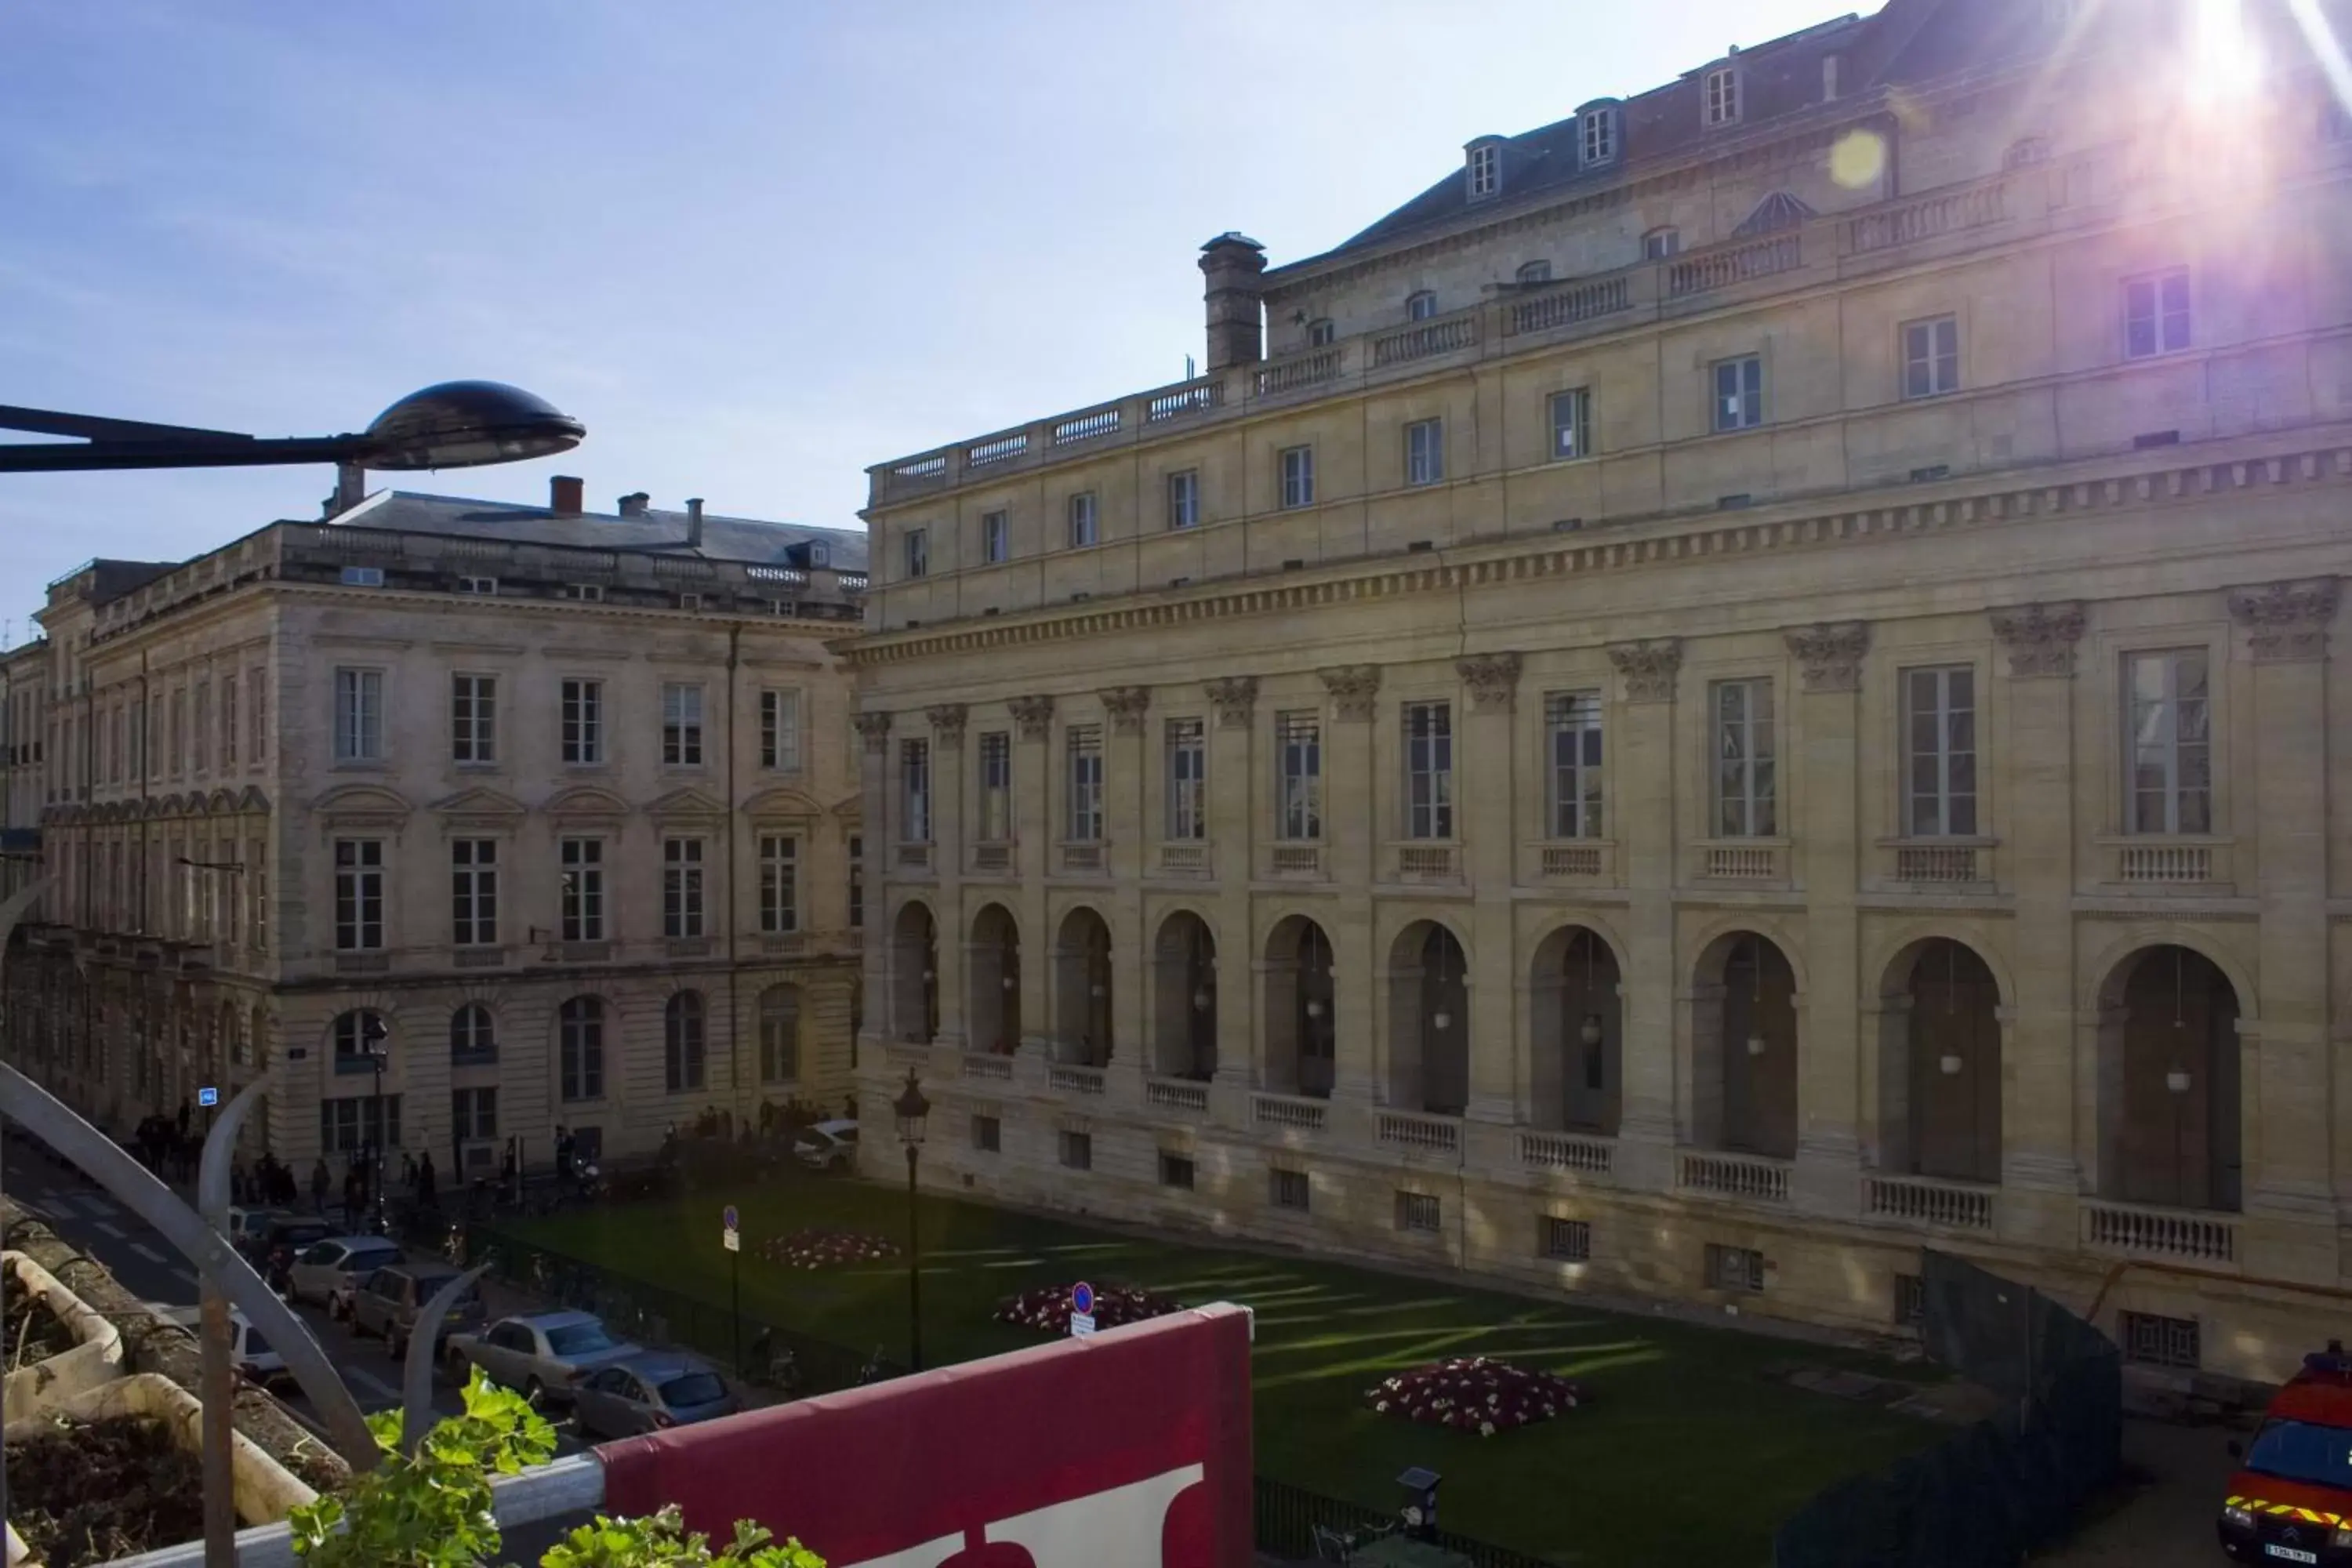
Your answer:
(196, 1076), (271, 1559)
(0, 1062), (378, 1468)
(403, 1264), (487, 1454)
(0, 877), (53, 1554)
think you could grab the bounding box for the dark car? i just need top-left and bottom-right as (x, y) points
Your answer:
(349, 1262), (486, 1359)
(242, 1214), (334, 1270)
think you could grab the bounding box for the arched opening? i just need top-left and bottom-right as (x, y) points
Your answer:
(218, 1000), (243, 1070)
(1693, 932), (1798, 1158)
(1387, 923), (1468, 1116)
(967, 904), (1022, 1055)
(1052, 907), (1113, 1066)
(1530, 927), (1622, 1134)
(1875, 939), (2002, 1182)
(1152, 912), (1218, 1080)
(665, 991), (706, 1093)
(891, 902), (938, 1044)
(1263, 916), (1334, 1098)
(758, 985), (802, 1086)
(449, 1004), (497, 1066)
(2098, 946), (2242, 1212)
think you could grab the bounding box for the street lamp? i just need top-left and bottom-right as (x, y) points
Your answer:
(361, 1013), (390, 1229)
(0, 381), (584, 473)
(894, 1069), (929, 1372)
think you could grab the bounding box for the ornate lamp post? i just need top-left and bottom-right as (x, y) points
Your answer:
(894, 1069), (929, 1371)
(362, 1013), (390, 1229)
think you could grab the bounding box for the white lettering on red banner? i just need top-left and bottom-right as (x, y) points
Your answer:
(835, 1464), (1207, 1568)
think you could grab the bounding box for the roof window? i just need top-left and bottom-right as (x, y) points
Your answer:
(1704, 66), (1742, 127)
(1465, 139), (1502, 200)
(1580, 104), (1619, 165)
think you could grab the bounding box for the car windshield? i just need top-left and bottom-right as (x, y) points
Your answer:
(660, 1372), (726, 1407)
(2245, 1417), (2352, 1490)
(546, 1323), (619, 1356)
(243, 1327), (273, 1357)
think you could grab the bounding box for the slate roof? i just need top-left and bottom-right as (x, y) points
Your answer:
(344, 491), (869, 572)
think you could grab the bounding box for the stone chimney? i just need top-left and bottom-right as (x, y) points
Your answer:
(1198, 232), (1268, 372)
(685, 497), (705, 550)
(329, 461), (367, 517)
(619, 492), (651, 517)
(550, 475), (584, 516)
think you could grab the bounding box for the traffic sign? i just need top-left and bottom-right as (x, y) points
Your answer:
(722, 1228), (740, 1253)
(1071, 1281), (1094, 1316)
(196, 1087), (219, 1109)
(722, 1204), (739, 1230)
(1070, 1312), (1096, 1337)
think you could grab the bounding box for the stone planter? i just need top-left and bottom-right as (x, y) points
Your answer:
(2, 1250), (125, 1424)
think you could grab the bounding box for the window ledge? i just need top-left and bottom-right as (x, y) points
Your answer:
(1874, 835), (1998, 849)
(2091, 833), (2234, 848)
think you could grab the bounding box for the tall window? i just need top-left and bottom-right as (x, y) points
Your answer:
(1581, 105), (1617, 164)
(451, 1087), (498, 1142)
(1306, 318), (1336, 347)
(1166, 718), (1207, 840)
(1167, 470), (1200, 530)
(662, 683), (704, 766)
(2127, 650), (2212, 833)
(1406, 290), (1439, 321)
(1466, 142), (1499, 197)
(560, 678), (603, 764)
(900, 739), (932, 842)
(332, 1010), (387, 1076)
(451, 674), (496, 764)
(560, 837), (604, 941)
(1903, 316), (1962, 399)
(220, 676), (237, 769)
(449, 1004), (497, 1065)
(1704, 65), (1741, 125)
(663, 838), (706, 938)
(904, 527), (929, 578)
(1403, 702), (1454, 840)
(1406, 419), (1444, 487)
(664, 991), (706, 1092)
(760, 689), (801, 771)
(2125, 268), (2192, 359)
(192, 680), (210, 773)
(320, 1097), (399, 1154)
(1715, 356), (1765, 431)
(981, 509), (1010, 564)
(1549, 388), (1592, 460)
(558, 996), (604, 1102)
(1643, 227), (1682, 260)
(1279, 445), (1315, 510)
(1067, 492), (1099, 549)
(1545, 692), (1605, 839)
(760, 985), (802, 1083)
(332, 839), (383, 950)
(246, 668), (266, 765)
(451, 838), (498, 946)
(109, 706), (125, 783)
(1904, 666), (1978, 837)
(848, 834), (864, 928)
(978, 731), (1013, 841)
(1277, 712), (1322, 840)
(248, 837), (266, 950)
(332, 669), (382, 762)
(758, 835), (798, 933)
(1066, 724), (1104, 841)
(1712, 678), (1777, 837)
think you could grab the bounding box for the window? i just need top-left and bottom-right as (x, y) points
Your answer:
(1643, 227), (1682, 260)
(1305, 318), (1336, 348)
(1159, 1152), (1196, 1189)
(2119, 1311), (2201, 1370)
(1277, 712), (1322, 840)
(246, 669), (266, 766)
(1066, 724), (1104, 841)
(1904, 667), (1978, 837)
(451, 674), (495, 764)
(1545, 692), (1605, 838)
(1406, 419), (1444, 487)
(1396, 1191), (1442, 1232)
(560, 679), (603, 764)
(978, 731), (1013, 841)
(450, 838), (498, 946)
(1058, 1129), (1093, 1171)
(759, 985), (802, 1083)
(1167, 470), (1200, 530)
(1279, 445), (1315, 510)
(1272, 1168), (1310, 1211)
(979, 509), (1010, 564)
(451, 1087), (498, 1142)
(1714, 355), (1765, 431)
(1403, 701), (1454, 840)
(450, 1004), (497, 1066)
(559, 996), (604, 1102)
(665, 991), (706, 1092)
(319, 1095), (400, 1155)
(1549, 388), (1592, 461)
(220, 677), (236, 769)
(1712, 679), (1777, 837)
(972, 1114), (1001, 1153)
(848, 835), (864, 928)
(662, 683), (704, 766)
(561, 582), (604, 603)
(1466, 142), (1499, 198)
(192, 680), (209, 774)
(456, 575), (497, 595)
(2125, 268), (2192, 358)
(900, 739), (932, 842)
(903, 527), (928, 578)
(339, 565), (385, 587)
(760, 689), (801, 771)
(758, 835), (798, 934)
(1516, 260), (1553, 285)
(1704, 66), (1741, 125)
(2127, 650), (2212, 833)
(1707, 1243), (1766, 1291)
(1541, 1217), (1592, 1261)
(662, 838), (705, 938)
(1066, 492), (1099, 549)
(1165, 719), (1207, 840)
(1893, 1272), (1926, 1329)
(332, 669), (383, 762)
(1903, 316), (1962, 398)
(1581, 106), (1617, 164)
(560, 837), (604, 941)
(332, 840), (383, 950)
(1406, 290), (1438, 321)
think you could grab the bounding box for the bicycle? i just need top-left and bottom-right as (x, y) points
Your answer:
(1311, 1520), (1399, 1563)
(855, 1345), (888, 1385)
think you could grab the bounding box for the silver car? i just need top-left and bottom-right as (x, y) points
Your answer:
(349, 1263), (486, 1359)
(445, 1311), (637, 1405)
(572, 1352), (739, 1439)
(286, 1236), (405, 1319)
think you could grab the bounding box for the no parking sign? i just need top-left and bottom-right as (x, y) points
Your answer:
(1069, 1280), (1096, 1338)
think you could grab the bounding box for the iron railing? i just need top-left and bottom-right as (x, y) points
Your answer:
(1252, 1475), (1557, 1566)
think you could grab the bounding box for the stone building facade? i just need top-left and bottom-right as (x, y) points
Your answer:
(2, 479), (867, 1177)
(849, 0), (2352, 1379)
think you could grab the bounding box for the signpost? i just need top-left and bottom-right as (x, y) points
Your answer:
(196, 1087), (219, 1109)
(723, 1205), (742, 1374)
(1069, 1279), (1096, 1338)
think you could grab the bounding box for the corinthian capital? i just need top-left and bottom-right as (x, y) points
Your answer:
(926, 703), (968, 746)
(1318, 665), (1383, 723)
(1007, 695), (1056, 741)
(1607, 639), (1682, 704)
(1990, 602), (2086, 680)
(1783, 622), (1870, 695)
(852, 711), (894, 753)
(1100, 686), (1152, 736)
(2229, 579), (2340, 663)
(1455, 652), (1523, 714)
(1203, 676), (1259, 731)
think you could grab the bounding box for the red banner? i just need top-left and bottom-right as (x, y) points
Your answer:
(598, 1304), (1254, 1568)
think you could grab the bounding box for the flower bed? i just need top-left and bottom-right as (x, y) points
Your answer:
(757, 1228), (901, 1270)
(1363, 1356), (1588, 1437)
(8, 1413), (205, 1566)
(994, 1283), (1183, 1334)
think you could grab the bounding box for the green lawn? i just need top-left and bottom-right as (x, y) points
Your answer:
(516, 1178), (1938, 1565)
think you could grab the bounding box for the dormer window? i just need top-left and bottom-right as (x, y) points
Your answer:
(2004, 136), (2052, 169)
(1581, 105), (1619, 165)
(1466, 141), (1501, 199)
(1406, 291), (1439, 322)
(1704, 66), (1742, 127)
(1516, 260), (1553, 285)
(1642, 227), (1682, 260)
(1306, 318), (1336, 348)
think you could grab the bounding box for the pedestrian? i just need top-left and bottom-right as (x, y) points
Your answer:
(176, 1098), (191, 1141)
(554, 1126), (575, 1190)
(310, 1156), (329, 1213)
(402, 1152), (419, 1195)
(841, 1092), (857, 1122)
(230, 1159), (248, 1205)
(417, 1150), (437, 1209)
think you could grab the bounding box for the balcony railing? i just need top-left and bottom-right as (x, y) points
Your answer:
(971, 842), (1011, 874)
(1394, 844), (1459, 882)
(1893, 844), (1980, 884)
(2117, 844), (2214, 884)
(1668, 233), (1802, 298)
(1678, 1149), (1791, 1203)
(1052, 406), (1123, 447)
(1157, 843), (1211, 877)
(1704, 844), (1780, 880)
(896, 842), (933, 870)
(2081, 1199), (2238, 1265)
(1508, 275), (1632, 337)
(1376, 1110), (1461, 1156)
(1047, 1063), (1106, 1096)
(1371, 311), (1479, 368)
(1145, 1078), (1209, 1114)
(1519, 1131), (1613, 1177)
(1540, 844), (1604, 880)
(1254, 347), (1344, 398)
(1252, 1092), (1327, 1133)
(1269, 844), (1322, 877)
(1865, 1173), (1994, 1231)
(1060, 842), (1105, 874)
(1146, 378), (1224, 423)
(960, 1052), (1013, 1082)
(1848, 180), (2009, 254)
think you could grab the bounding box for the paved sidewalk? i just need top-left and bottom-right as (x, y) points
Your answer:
(2034, 1417), (2243, 1565)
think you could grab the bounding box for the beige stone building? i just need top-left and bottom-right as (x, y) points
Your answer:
(2, 476), (867, 1178)
(849, 0), (2352, 1379)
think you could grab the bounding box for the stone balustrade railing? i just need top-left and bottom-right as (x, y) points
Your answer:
(1519, 1131), (1613, 1177)
(1251, 1092), (1327, 1133)
(1678, 1149), (1791, 1203)
(1376, 1110), (1461, 1156)
(1145, 1078), (1210, 1114)
(1865, 1172), (1994, 1231)
(2081, 1199), (2237, 1265)
(1047, 1063), (1107, 1096)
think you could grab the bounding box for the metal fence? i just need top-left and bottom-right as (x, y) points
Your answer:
(1253, 1475), (1559, 1567)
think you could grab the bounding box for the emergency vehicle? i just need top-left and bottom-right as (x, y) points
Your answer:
(2220, 1342), (2352, 1564)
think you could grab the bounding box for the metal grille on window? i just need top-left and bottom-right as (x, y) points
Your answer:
(1272, 1168), (1309, 1210)
(1159, 1152), (1196, 1189)
(1396, 1191), (1442, 1232)
(1707, 1243), (1766, 1291)
(1541, 1217), (1592, 1261)
(2119, 1310), (2201, 1369)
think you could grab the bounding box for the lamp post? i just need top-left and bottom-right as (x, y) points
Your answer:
(894, 1069), (929, 1372)
(362, 1013), (390, 1229)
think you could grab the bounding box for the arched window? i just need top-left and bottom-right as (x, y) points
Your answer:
(759, 985), (803, 1085)
(559, 996), (604, 1102)
(450, 1004), (497, 1065)
(1406, 290), (1439, 322)
(332, 1010), (388, 1076)
(666, 991), (706, 1093)
(249, 1002), (268, 1070)
(1306, 318), (1336, 348)
(1642, 227), (1682, 261)
(1516, 260), (1553, 285)
(220, 1001), (245, 1069)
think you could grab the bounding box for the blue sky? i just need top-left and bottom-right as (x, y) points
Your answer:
(0, 0), (1855, 641)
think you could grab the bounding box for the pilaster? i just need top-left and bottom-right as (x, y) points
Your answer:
(1205, 677), (1258, 1112)
(1320, 666), (1381, 1110)
(1786, 621), (1868, 1220)
(1009, 695), (1055, 1055)
(1102, 686), (1150, 1102)
(1458, 653), (1521, 1125)
(1606, 639), (1682, 1192)
(853, 711), (893, 1058)
(926, 704), (968, 1049)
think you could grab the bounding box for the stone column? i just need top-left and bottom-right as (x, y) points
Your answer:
(1784, 622), (1870, 1220)
(1102, 686), (1151, 1102)
(2230, 579), (2339, 1281)
(926, 704), (968, 1052)
(1008, 695), (1056, 1059)
(1607, 640), (1682, 1192)
(1205, 677), (1258, 1113)
(1988, 602), (2085, 1248)
(853, 712), (894, 1068)
(1457, 654), (1522, 1133)
(1319, 666), (1381, 1112)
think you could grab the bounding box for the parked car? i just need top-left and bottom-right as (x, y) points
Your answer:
(285, 1236), (405, 1317)
(349, 1262), (486, 1359)
(240, 1214), (333, 1270)
(2220, 1340), (2352, 1563)
(572, 1352), (739, 1439)
(222, 1207), (288, 1255)
(445, 1311), (638, 1405)
(157, 1304), (286, 1388)
(793, 1119), (859, 1172)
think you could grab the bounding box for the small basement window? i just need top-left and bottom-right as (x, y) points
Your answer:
(1158, 1152), (1196, 1189)
(1396, 1191), (1441, 1232)
(1058, 1129), (1092, 1171)
(1272, 1168), (1309, 1211)
(2119, 1310), (2201, 1369)
(1706, 1243), (1764, 1292)
(972, 1115), (1000, 1153)
(1541, 1217), (1592, 1261)
(456, 575), (497, 595)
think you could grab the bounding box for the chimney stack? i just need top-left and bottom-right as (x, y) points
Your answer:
(685, 497), (705, 550)
(1198, 232), (1268, 372)
(329, 461), (367, 517)
(619, 491), (651, 517)
(550, 475), (584, 516)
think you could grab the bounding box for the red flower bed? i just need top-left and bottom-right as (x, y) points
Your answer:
(1363, 1356), (1588, 1436)
(757, 1227), (900, 1270)
(995, 1283), (1183, 1334)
